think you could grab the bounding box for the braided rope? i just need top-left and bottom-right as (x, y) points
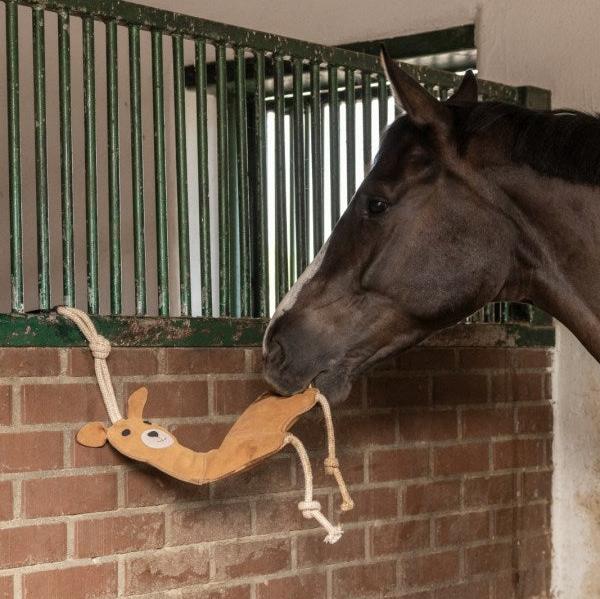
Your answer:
(56, 306), (122, 424)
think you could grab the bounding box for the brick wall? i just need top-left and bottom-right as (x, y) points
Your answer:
(0, 335), (553, 598)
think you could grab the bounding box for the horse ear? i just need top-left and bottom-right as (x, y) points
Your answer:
(77, 421), (108, 448)
(379, 46), (449, 127)
(127, 387), (148, 420)
(447, 70), (478, 105)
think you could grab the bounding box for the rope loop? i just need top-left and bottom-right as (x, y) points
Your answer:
(89, 336), (111, 360)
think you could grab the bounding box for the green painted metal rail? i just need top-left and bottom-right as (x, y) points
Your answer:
(0, 0), (551, 346)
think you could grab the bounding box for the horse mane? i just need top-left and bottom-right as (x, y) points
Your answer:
(452, 101), (600, 186)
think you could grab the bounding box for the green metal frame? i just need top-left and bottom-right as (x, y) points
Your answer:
(0, 0), (553, 347)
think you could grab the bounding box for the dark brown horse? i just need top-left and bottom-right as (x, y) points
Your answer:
(263, 49), (600, 404)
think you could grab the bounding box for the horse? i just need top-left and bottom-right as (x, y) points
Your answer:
(262, 47), (600, 405)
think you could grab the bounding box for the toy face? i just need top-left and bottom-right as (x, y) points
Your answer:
(108, 418), (176, 455)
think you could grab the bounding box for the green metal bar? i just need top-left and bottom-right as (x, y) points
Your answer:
(83, 17), (98, 314)
(216, 43), (230, 315)
(328, 65), (340, 225)
(106, 20), (121, 314)
(345, 67), (356, 202)
(129, 25), (146, 316)
(292, 58), (307, 274)
(235, 46), (251, 317)
(33, 7), (50, 311)
(151, 30), (169, 316)
(254, 50), (268, 316)
(362, 71), (372, 171)
(195, 39), (211, 316)
(6, 0), (22, 313)
(378, 73), (388, 137)
(273, 55), (288, 303)
(172, 34), (191, 316)
(310, 62), (323, 252)
(288, 111), (296, 284)
(58, 11), (74, 306)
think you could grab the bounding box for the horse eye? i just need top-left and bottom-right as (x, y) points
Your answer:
(368, 198), (388, 215)
(121, 429), (131, 437)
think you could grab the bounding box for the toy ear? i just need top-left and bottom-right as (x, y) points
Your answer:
(77, 422), (108, 448)
(127, 387), (148, 420)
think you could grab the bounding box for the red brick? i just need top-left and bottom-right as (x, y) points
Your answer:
(433, 374), (487, 405)
(0, 578), (12, 599)
(214, 538), (290, 580)
(404, 481), (461, 515)
(23, 473), (117, 517)
(462, 407), (514, 438)
(511, 349), (552, 369)
(372, 519), (430, 555)
(75, 513), (165, 557)
(169, 422), (232, 453)
(400, 550), (460, 587)
(125, 546), (209, 595)
(516, 404), (552, 433)
(168, 502), (252, 545)
(0, 387), (11, 426)
(494, 504), (547, 538)
(544, 372), (552, 400)
(464, 474), (518, 507)
(0, 524), (67, 568)
(459, 348), (509, 369)
(68, 347), (159, 376)
(125, 468), (207, 507)
(255, 493), (326, 535)
(124, 380), (208, 418)
(21, 383), (106, 423)
(398, 410), (458, 442)
(466, 542), (513, 574)
(433, 580), (490, 599)
(522, 470), (552, 502)
(257, 572), (327, 599)
(297, 527), (365, 566)
(180, 586), (252, 599)
(0, 482), (12, 521)
(0, 348), (60, 377)
(370, 447), (429, 482)
(23, 564), (117, 599)
(0, 431), (63, 473)
(397, 348), (456, 370)
(433, 443), (489, 475)
(335, 413), (396, 448)
(503, 372), (544, 402)
(247, 347), (263, 373)
(333, 561), (396, 597)
(493, 439), (546, 470)
(212, 455), (293, 500)
(435, 512), (490, 546)
(72, 438), (128, 467)
(214, 378), (265, 414)
(518, 533), (551, 568)
(165, 348), (245, 374)
(343, 487), (398, 522)
(367, 375), (429, 408)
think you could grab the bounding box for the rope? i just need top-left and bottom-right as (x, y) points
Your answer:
(56, 306), (122, 424)
(316, 392), (354, 511)
(285, 433), (343, 544)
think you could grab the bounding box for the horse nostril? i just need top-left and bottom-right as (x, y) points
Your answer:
(147, 430), (159, 438)
(268, 339), (285, 366)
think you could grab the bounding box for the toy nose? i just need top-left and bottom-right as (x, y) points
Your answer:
(148, 430), (159, 438)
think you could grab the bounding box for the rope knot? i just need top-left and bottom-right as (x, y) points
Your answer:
(298, 500), (321, 518)
(324, 456), (339, 474)
(89, 336), (111, 360)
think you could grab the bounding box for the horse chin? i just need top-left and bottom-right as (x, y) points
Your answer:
(313, 369), (353, 405)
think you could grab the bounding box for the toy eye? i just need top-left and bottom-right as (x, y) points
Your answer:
(368, 198), (388, 215)
(121, 429), (131, 437)
(141, 429), (174, 449)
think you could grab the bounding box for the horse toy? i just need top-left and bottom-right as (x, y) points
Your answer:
(58, 307), (354, 543)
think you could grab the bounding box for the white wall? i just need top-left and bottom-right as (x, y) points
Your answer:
(137, 1), (600, 596)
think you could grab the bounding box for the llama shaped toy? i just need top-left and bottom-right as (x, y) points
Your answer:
(58, 306), (354, 543)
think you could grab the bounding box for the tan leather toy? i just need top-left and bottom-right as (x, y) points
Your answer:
(58, 307), (354, 543)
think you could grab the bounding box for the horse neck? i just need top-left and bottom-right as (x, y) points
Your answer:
(489, 164), (600, 360)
